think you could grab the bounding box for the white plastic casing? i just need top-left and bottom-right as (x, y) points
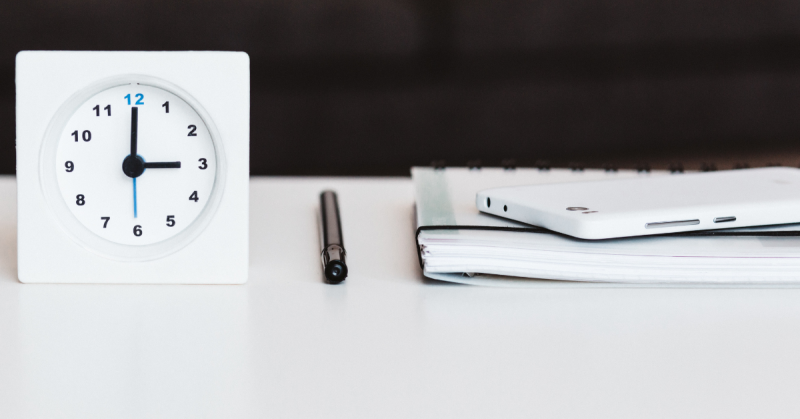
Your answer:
(16, 51), (250, 284)
(477, 167), (800, 240)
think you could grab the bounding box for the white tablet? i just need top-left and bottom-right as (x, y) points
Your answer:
(476, 167), (800, 240)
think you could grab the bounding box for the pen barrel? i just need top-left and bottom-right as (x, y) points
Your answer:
(320, 190), (348, 283)
(320, 191), (343, 247)
(322, 244), (346, 265)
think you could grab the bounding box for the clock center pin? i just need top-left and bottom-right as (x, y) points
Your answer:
(122, 154), (146, 178)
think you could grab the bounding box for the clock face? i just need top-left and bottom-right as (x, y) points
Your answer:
(55, 83), (217, 246)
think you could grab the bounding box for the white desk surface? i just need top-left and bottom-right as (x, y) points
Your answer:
(2, 175), (800, 418)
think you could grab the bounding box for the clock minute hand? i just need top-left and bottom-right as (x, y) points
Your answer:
(143, 161), (182, 169)
(130, 106), (138, 156)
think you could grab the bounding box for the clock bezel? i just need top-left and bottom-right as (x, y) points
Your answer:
(39, 74), (228, 261)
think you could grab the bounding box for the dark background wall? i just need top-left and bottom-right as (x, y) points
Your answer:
(3, 0), (800, 175)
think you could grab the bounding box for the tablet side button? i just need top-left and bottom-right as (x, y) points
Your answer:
(713, 216), (737, 223)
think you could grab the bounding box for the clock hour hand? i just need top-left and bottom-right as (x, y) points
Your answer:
(123, 158), (181, 177)
(143, 161), (181, 169)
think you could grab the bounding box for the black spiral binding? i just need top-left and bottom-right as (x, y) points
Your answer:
(700, 162), (717, 172)
(442, 160), (800, 172)
(669, 162), (684, 173)
(568, 161), (585, 172)
(431, 160), (447, 170)
(417, 161), (800, 269)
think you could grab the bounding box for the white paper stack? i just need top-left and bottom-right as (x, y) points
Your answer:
(413, 166), (800, 287)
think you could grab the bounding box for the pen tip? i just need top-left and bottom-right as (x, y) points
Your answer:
(325, 261), (348, 284)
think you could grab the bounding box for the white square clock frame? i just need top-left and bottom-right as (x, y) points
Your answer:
(16, 51), (249, 284)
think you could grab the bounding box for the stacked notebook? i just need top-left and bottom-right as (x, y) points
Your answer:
(413, 166), (800, 287)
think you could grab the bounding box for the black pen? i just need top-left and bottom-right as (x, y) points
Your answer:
(320, 190), (348, 284)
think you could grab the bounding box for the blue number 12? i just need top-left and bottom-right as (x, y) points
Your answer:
(124, 94), (145, 105)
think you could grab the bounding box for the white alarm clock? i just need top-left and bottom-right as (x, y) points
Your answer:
(16, 51), (250, 284)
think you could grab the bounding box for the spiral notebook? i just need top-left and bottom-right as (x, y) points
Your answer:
(413, 165), (800, 287)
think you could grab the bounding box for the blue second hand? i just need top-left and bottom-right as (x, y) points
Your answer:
(133, 177), (138, 218)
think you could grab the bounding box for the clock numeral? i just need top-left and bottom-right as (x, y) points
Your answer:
(101, 217), (110, 228)
(189, 191), (199, 202)
(125, 93), (144, 106)
(71, 130), (91, 142)
(133, 225), (142, 236)
(162, 101), (169, 113)
(166, 215), (175, 227)
(76, 194), (85, 206)
(187, 125), (197, 137)
(65, 161), (74, 172)
(198, 158), (207, 170)
(93, 104), (111, 116)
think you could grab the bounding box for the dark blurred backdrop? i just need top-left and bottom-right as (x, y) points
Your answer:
(4, 0), (800, 175)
